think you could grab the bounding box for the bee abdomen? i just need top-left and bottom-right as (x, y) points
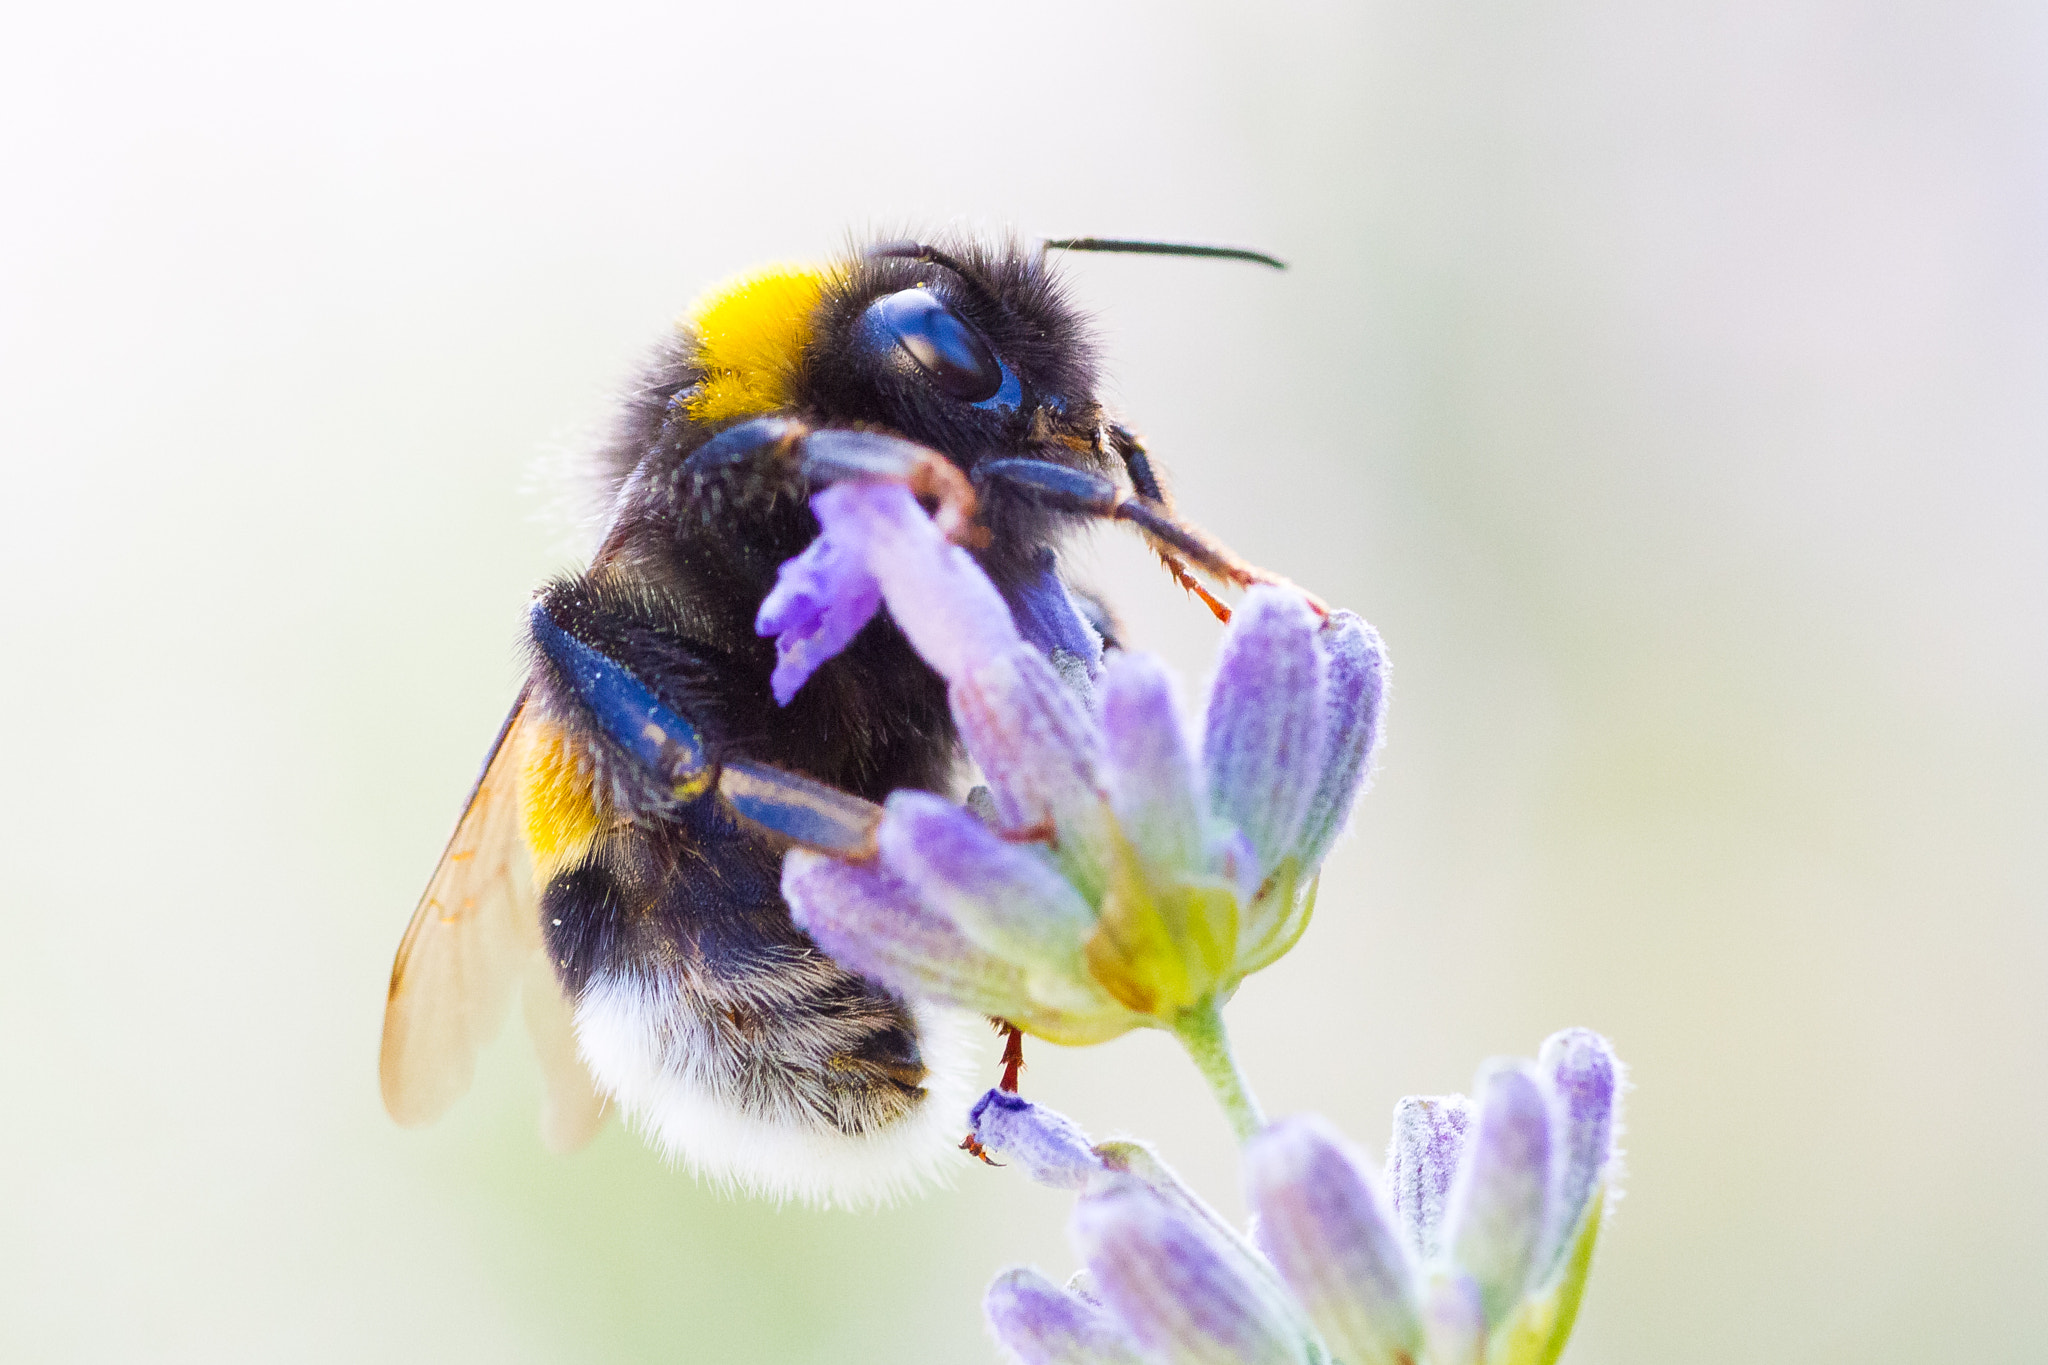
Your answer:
(545, 823), (971, 1204)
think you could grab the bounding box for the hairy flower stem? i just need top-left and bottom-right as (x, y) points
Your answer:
(1173, 1002), (1267, 1144)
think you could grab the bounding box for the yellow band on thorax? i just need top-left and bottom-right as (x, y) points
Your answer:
(681, 262), (836, 425)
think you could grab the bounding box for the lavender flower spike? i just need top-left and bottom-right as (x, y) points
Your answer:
(976, 1035), (1622, 1365)
(764, 481), (1388, 1133)
(1370, 1029), (1624, 1365)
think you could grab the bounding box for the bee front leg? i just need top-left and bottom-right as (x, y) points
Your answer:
(679, 417), (983, 546)
(973, 457), (1327, 618)
(1105, 420), (1168, 505)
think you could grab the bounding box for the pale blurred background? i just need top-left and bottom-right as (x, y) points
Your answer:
(3, 1), (2043, 1360)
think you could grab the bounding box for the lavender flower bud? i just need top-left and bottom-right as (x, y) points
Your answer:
(973, 1034), (1622, 1365)
(969, 1090), (1103, 1191)
(781, 852), (1027, 1011)
(1074, 1173), (1314, 1365)
(1099, 653), (1207, 877)
(1243, 1116), (1422, 1365)
(753, 518), (882, 706)
(1538, 1027), (1622, 1273)
(1384, 1094), (1474, 1262)
(985, 1267), (1149, 1365)
(950, 646), (1116, 899)
(876, 792), (1105, 1015)
(1441, 1062), (1553, 1325)
(1201, 588), (1327, 883)
(1290, 610), (1388, 873)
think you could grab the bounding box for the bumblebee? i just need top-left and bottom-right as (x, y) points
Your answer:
(379, 233), (1288, 1203)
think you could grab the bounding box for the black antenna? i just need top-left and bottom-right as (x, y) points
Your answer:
(867, 240), (1008, 316)
(1042, 237), (1288, 270)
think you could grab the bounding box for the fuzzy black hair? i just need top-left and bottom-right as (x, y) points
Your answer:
(586, 231), (1111, 560)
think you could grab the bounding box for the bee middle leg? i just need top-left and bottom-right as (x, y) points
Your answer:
(996, 1021), (1025, 1092)
(531, 593), (888, 860)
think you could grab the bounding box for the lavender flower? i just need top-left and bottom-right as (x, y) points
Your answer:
(974, 1030), (1624, 1365)
(760, 482), (1387, 1131)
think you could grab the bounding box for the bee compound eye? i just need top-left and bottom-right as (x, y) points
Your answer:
(857, 289), (1005, 403)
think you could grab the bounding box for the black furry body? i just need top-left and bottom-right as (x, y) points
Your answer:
(523, 240), (1114, 1139)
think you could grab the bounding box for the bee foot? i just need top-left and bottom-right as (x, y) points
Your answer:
(959, 1134), (1004, 1166)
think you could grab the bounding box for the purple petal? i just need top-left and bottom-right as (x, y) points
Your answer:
(968, 1091), (1104, 1191)
(1096, 1142), (1270, 1278)
(754, 523), (884, 705)
(1094, 1142), (1326, 1348)
(1099, 653), (1207, 877)
(1005, 552), (1104, 687)
(951, 646), (1113, 895)
(1074, 1174), (1312, 1365)
(780, 850), (1031, 1019)
(1289, 611), (1389, 873)
(876, 791), (1099, 995)
(1244, 1116), (1422, 1365)
(1202, 587), (1327, 881)
(809, 480), (1021, 683)
(1441, 1062), (1553, 1323)
(1384, 1095), (1474, 1262)
(985, 1267), (1149, 1365)
(1538, 1029), (1622, 1271)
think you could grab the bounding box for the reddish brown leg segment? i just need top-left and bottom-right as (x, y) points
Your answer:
(961, 1021), (1029, 1166)
(997, 1023), (1026, 1093)
(1156, 550), (1234, 623)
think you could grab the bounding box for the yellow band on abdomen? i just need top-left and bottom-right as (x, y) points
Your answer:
(517, 717), (605, 885)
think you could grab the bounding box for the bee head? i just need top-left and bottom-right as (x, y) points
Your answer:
(792, 237), (1111, 569)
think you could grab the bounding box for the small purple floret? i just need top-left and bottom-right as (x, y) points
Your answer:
(1442, 1062), (1552, 1324)
(969, 1090), (1103, 1191)
(985, 1267), (1147, 1365)
(1244, 1115), (1421, 1363)
(756, 480), (1022, 702)
(1203, 587), (1327, 880)
(1384, 1094), (1474, 1261)
(1074, 1174), (1308, 1365)
(755, 526), (883, 705)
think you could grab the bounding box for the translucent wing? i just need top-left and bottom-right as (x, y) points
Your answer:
(523, 952), (610, 1153)
(379, 693), (607, 1148)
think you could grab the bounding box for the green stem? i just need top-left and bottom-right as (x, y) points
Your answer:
(1173, 1001), (1267, 1144)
